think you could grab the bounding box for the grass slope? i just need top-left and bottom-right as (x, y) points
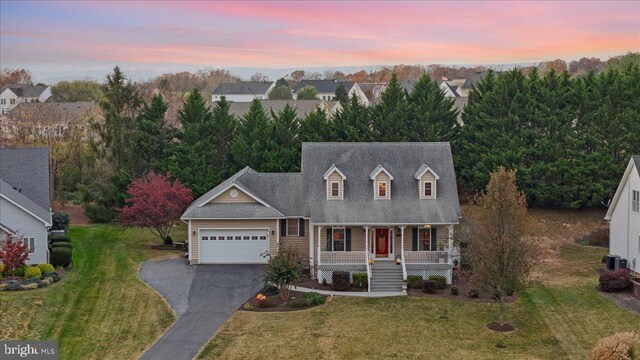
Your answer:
(0, 225), (180, 360)
(198, 210), (640, 360)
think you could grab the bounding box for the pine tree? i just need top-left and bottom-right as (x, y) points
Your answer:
(299, 108), (332, 142)
(210, 96), (238, 180)
(371, 74), (410, 141)
(230, 99), (273, 171)
(330, 93), (373, 142)
(264, 104), (300, 172)
(167, 89), (218, 197)
(334, 84), (349, 102)
(134, 93), (172, 176)
(407, 74), (458, 141)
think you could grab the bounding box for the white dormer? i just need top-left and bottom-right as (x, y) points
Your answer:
(414, 164), (439, 199)
(370, 165), (393, 200)
(323, 164), (346, 200)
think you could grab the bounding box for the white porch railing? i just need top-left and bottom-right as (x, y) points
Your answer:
(319, 251), (367, 265)
(404, 251), (449, 264)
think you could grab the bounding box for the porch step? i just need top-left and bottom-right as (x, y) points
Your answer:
(370, 262), (404, 292)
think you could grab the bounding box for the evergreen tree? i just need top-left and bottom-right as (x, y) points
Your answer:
(299, 108), (333, 142)
(268, 84), (292, 100)
(330, 93), (373, 142)
(230, 99), (274, 171)
(334, 84), (349, 102)
(371, 74), (411, 141)
(134, 93), (172, 175)
(408, 74), (458, 141)
(166, 89), (218, 197)
(210, 96), (238, 180)
(264, 104), (300, 172)
(296, 86), (318, 100)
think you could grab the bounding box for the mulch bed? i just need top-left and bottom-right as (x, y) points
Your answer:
(486, 322), (516, 332)
(595, 269), (640, 314)
(407, 276), (517, 304)
(294, 278), (367, 292)
(150, 244), (182, 251)
(241, 290), (328, 312)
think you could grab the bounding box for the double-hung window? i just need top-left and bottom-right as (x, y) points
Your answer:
(330, 181), (340, 198)
(632, 190), (639, 212)
(332, 227), (346, 251)
(287, 218), (299, 237)
(23, 237), (35, 253)
(418, 229), (431, 251)
(424, 181), (433, 197)
(376, 180), (389, 199)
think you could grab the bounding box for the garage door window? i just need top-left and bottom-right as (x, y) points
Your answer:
(202, 236), (209, 240)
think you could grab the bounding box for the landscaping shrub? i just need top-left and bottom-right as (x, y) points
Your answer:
(256, 297), (275, 308)
(321, 278), (328, 286)
(589, 228), (609, 247)
(262, 284), (279, 296)
(588, 331), (640, 360)
(469, 289), (480, 298)
(242, 303), (253, 311)
(352, 273), (368, 288)
(0, 264), (3, 280)
(42, 271), (60, 282)
(407, 275), (423, 289)
(24, 266), (42, 279)
(52, 242), (72, 249)
(332, 271), (350, 291)
(21, 283), (38, 290)
(451, 285), (459, 295)
(12, 265), (28, 277)
(422, 280), (437, 294)
(601, 255), (608, 264)
(287, 298), (309, 308)
(429, 275), (447, 289)
(304, 292), (325, 306)
(599, 269), (631, 292)
(37, 264), (55, 273)
(51, 212), (70, 231)
(163, 236), (173, 245)
(51, 247), (72, 267)
(4, 281), (21, 291)
(50, 235), (70, 243)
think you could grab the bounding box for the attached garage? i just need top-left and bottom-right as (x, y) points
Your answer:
(198, 229), (269, 264)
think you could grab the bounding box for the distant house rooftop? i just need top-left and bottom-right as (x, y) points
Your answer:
(0, 84), (49, 98)
(221, 99), (329, 118)
(292, 80), (354, 93)
(212, 81), (274, 95)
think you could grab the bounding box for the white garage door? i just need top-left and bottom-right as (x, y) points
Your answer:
(199, 229), (269, 264)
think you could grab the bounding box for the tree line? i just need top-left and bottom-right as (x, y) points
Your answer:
(24, 58), (639, 221)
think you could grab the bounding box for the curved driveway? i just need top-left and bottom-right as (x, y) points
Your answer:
(139, 259), (263, 360)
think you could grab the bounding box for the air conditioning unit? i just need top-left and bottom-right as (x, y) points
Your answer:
(615, 258), (628, 270)
(607, 255), (620, 270)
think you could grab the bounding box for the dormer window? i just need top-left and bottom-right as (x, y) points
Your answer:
(415, 164), (439, 199)
(323, 164), (346, 200)
(370, 165), (393, 200)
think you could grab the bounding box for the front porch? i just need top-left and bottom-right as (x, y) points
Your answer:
(313, 224), (456, 291)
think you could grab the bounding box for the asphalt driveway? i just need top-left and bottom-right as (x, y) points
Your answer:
(139, 259), (263, 360)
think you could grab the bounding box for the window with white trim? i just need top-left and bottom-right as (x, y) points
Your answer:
(332, 227), (346, 251)
(632, 190), (639, 212)
(287, 218), (299, 237)
(329, 181), (341, 199)
(418, 229), (431, 251)
(376, 180), (389, 199)
(23, 237), (35, 253)
(424, 181), (433, 197)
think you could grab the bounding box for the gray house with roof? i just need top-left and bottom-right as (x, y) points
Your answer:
(292, 80), (368, 103)
(211, 81), (275, 102)
(0, 148), (52, 264)
(181, 142), (461, 292)
(0, 84), (52, 115)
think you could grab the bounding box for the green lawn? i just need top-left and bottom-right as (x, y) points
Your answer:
(198, 245), (639, 360)
(0, 225), (182, 360)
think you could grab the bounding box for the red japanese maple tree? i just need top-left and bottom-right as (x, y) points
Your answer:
(0, 235), (30, 275)
(117, 173), (193, 243)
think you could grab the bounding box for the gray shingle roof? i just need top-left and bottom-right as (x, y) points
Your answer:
(302, 142), (461, 224)
(292, 80), (354, 93)
(225, 100), (325, 119)
(184, 203), (284, 219)
(7, 101), (97, 124)
(0, 148), (51, 218)
(634, 155), (640, 176)
(212, 82), (273, 95)
(0, 84), (49, 98)
(0, 178), (51, 224)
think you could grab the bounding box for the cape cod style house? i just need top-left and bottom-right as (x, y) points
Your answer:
(605, 155), (640, 275)
(0, 147), (52, 264)
(181, 143), (461, 292)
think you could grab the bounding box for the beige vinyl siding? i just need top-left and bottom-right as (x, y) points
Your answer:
(327, 171), (344, 199)
(280, 219), (310, 260)
(190, 219), (277, 264)
(317, 226), (366, 252)
(404, 226), (449, 251)
(374, 172), (391, 199)
(210, 186), (257, 204)
(420, 172), (437, 199)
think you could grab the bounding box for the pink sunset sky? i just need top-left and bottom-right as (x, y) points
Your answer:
(1, 0), (639, 72)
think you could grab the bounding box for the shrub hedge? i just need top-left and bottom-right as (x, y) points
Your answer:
(37, 264), (55, 273)
(407, 275), (423, 289)
(332, 271), (350, 291)
(352, 273), (368, 288)
(422, 280), (437, 294)
(24, 267), (42, 279)
(49, 235), (70, 243)
(429, 275), (447, 289)
(599, 269), (630, 292)
(51, 247), (72, 267)
(262, 284), (279, 296)
(52, 242), (72, 249)
(450, 285), (459, 295)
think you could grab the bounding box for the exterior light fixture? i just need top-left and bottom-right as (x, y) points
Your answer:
(395, 255), (402, 265)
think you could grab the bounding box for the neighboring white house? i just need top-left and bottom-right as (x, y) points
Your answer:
(292, 80), (369, 104)
(605, 155), (640, 275)
(0, 84), (52, 115)
(211, 81), (275, 102)
(0, 147), (52, 265)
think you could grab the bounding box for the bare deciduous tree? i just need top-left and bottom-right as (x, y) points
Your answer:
(467, 167), (538, 325)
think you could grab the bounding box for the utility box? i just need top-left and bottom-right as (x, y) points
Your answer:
(607, 255), (620, 270)
(615, 258), (628, 270)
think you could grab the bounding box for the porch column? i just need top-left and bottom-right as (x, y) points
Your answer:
(400, 226), (405, 257)
(364, 226), (370, 258)
(276, 218), (280, 251)
(309, 220), (315, 278)
(317, 226), (322, 265)
(448, 224), (454, 266)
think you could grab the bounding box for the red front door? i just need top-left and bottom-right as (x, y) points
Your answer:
(375, 229), (389, 257)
